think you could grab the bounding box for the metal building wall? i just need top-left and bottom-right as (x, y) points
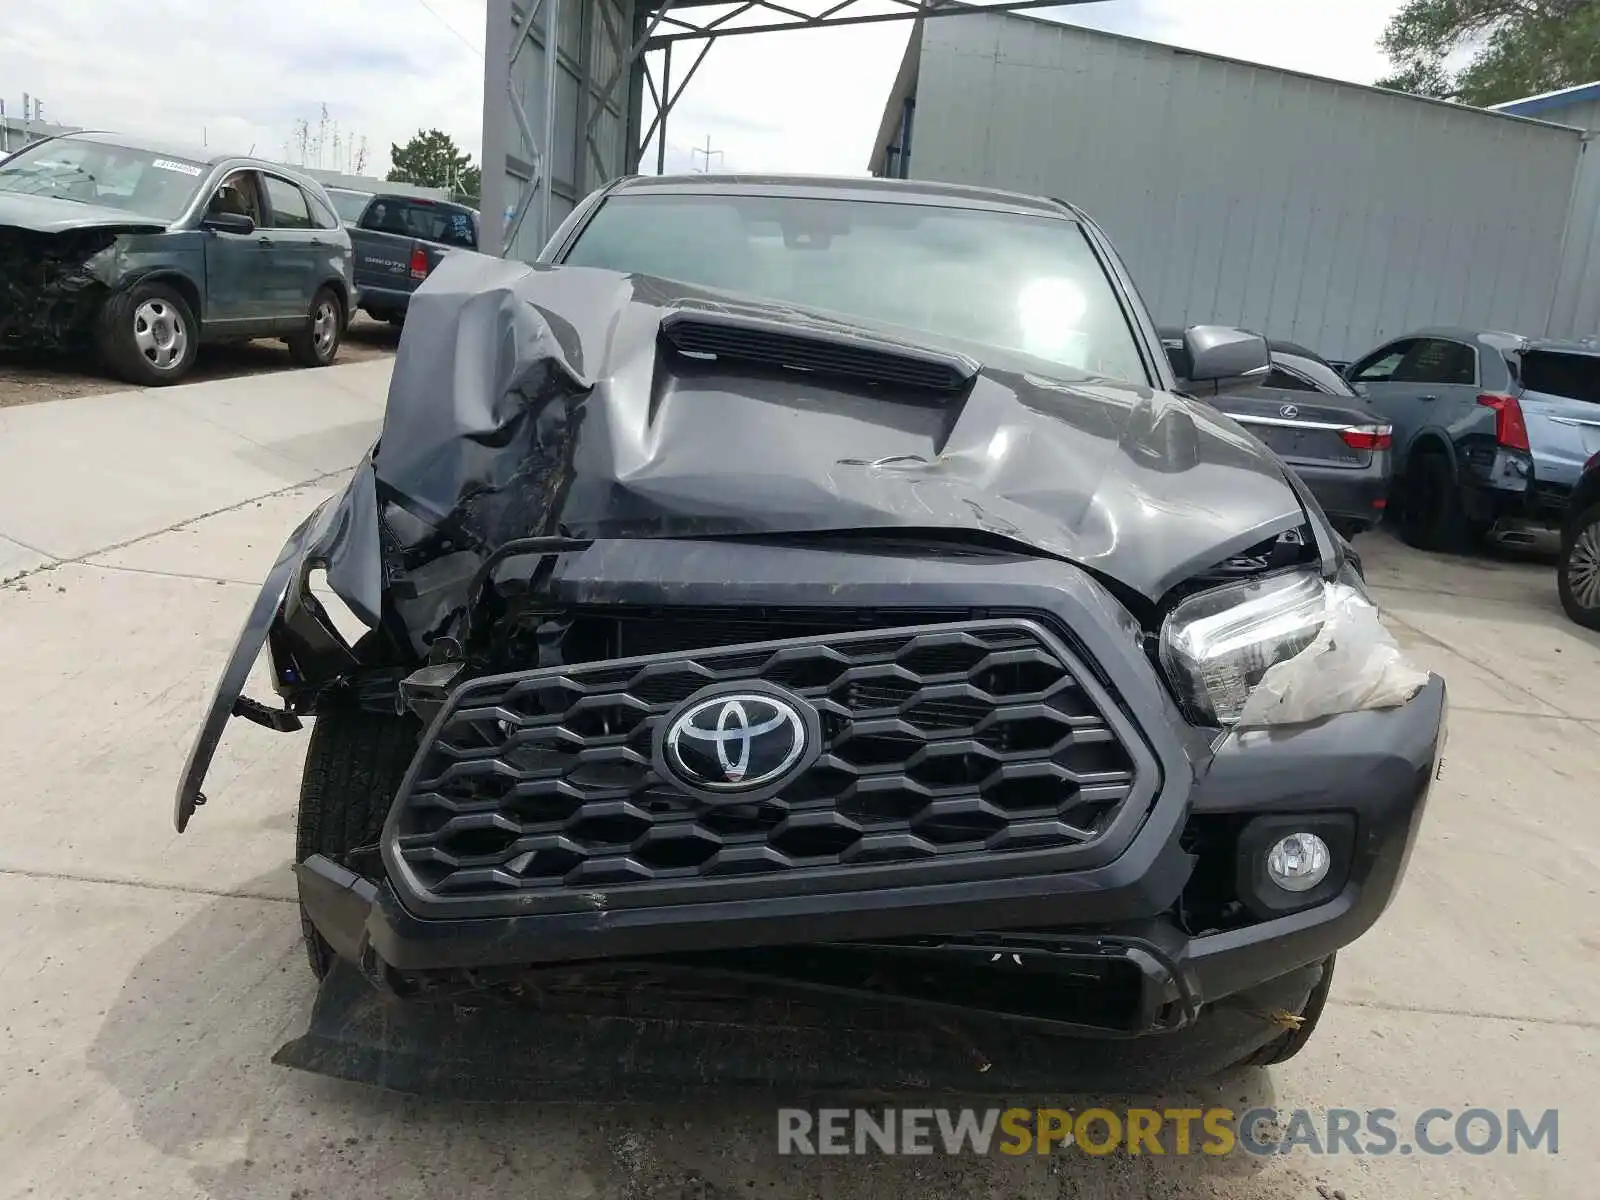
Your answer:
(1542, 98), (1600, 340)
(482, 0), (644, 263)
(906, 14), (1585, 361)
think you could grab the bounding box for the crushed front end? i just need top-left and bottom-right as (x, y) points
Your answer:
(0, 225), (121, 350)
(175, 255), (1447, 1095)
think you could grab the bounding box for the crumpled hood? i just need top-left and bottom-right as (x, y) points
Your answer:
(0, 190), (165, 234)
(369, 252), (1308, 611)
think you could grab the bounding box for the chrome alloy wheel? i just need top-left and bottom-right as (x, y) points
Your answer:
(133, 298), (189, 372)
(1568, 518), (1600, 613)
(311, 299), (337, 357)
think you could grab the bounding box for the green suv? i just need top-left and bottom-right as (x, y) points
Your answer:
(0, 131), (354, 386)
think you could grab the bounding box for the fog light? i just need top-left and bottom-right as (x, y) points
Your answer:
(1265, 833), (1331, 892)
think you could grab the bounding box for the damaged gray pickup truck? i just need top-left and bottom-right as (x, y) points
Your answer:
(0, 131), (352, 385)
(175, 174), (1447, 1098)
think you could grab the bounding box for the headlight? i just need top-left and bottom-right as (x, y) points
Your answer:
(1159, 570), (1328, 725)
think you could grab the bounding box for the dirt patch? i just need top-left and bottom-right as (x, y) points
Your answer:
(0, 315), (399, 408)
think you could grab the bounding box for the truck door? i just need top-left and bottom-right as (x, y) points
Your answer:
(259, 173), (321, 323)
(201, 170), (271, 327)
(1516, 349), (1600, 491)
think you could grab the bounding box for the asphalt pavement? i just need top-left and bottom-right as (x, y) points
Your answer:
(0, 361), (1594, 1199)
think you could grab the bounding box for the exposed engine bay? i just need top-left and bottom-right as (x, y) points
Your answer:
(0, 225), (126, 349)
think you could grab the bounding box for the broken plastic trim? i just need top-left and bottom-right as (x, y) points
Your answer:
(294, 851), (1200, 1038)
(1234, 583), (1429, 727)
(0, 226), (118, 349)
(454, 534), (594, 648)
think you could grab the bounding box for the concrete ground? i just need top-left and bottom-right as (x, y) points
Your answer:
(0, 364), (1595, 1199)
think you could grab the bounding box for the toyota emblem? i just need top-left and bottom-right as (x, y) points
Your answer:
(1279, 403), (1300, 419)
(657, 686), (819, 797)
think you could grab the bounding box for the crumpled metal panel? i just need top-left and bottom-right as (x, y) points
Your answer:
(354, 249), (1306, 651)
(0, 226), (118, 348)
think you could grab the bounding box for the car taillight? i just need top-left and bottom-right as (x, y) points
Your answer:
(409, 246), (430, 280)
(1340, 424), (1392, 451)
(1477, 392), (1530, 451)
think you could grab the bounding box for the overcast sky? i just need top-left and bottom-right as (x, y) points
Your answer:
(1, 0), (1404, 179)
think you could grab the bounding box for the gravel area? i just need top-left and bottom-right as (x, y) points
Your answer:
(0, 315), (399, 407)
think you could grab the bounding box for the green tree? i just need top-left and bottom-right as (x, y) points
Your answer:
(1377, 0), (1600, 107)
(387, 128), (482, 205)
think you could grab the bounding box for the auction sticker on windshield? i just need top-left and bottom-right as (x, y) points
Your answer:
(152, 159), (203, 176)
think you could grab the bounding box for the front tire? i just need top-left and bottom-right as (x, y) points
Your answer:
(295, 708), (419, 978)
(1558, 500), (1600, 630)
(288, 287), (343, 368)
(98, 281), (199, 386)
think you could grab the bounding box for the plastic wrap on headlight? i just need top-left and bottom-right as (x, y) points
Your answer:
(1159, 570), (1327, 725)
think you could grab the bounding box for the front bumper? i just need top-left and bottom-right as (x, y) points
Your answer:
(301, 671), (1445, 1037)
(185, 520), (1443, 1057)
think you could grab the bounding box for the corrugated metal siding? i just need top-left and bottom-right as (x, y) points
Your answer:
(1545, 97), (1600, 340)
(909, 15), (1586, 361)
(483, 0), (640, 259)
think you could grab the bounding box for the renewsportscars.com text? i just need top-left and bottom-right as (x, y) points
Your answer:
(777, 1107), (1559, 1157)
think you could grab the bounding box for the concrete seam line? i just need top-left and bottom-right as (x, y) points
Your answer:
(1447, 704), (1599, 724)
(1329, 997), (1600, 1031)
(0, 530), (58, 559)
(0, 865), (296, 906)
(1380, 609), (1572, 719)
(0, 468), (351, 590)
(75, 561), (264, 588)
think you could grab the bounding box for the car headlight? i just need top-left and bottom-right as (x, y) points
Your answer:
(1159, 570), (1329, 725)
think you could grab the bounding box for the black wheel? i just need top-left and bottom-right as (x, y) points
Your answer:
(1398, 452), (1483, 552)
(97, 280), (199, 386)
(1558, 500), (1600, 630)
(1235, 955), (1336, 1067)
(295, 707), (419, 978)
(288, 286), (343, 367)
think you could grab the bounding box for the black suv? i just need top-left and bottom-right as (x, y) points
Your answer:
(175, 176), (1446, 1094)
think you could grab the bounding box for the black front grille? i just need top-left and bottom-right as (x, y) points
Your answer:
(389, 619), (1142, 900)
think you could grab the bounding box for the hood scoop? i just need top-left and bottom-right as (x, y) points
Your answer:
(657, 309), (978, 397)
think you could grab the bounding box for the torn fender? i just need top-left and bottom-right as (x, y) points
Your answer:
(172, 460), (384, 831)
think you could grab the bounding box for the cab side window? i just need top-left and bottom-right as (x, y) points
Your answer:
(1395, 338), (1477, 386)
(206, 170), (264, 225)
(1350, 340), (1417, 383)
(306, 190), (342, 231)
(262, 175), (312, 230)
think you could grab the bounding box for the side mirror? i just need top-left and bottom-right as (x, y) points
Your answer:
(201, 211), (255, 235)
(1183, 325), (1270, 385)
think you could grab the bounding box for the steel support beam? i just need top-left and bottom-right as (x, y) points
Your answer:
(485, 0), (1110, 255)
(644, 0), (1100, 45)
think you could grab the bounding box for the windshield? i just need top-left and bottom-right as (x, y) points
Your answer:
(0, 137), (206, 221)
(327, 188), (375, 223)
(560, 193), (1147, 383)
